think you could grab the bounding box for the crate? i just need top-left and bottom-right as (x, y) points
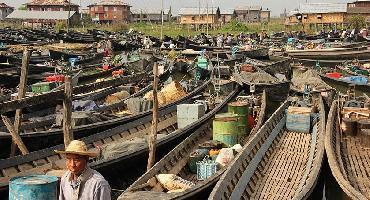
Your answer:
(177, 104), (205, 129)
(31, 82), (57, 94)
(286, 113), (311, 133)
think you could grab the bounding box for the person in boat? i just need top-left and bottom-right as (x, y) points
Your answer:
(55, 140), (111, 200)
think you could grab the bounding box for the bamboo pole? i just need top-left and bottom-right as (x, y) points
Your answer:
(63, 76), (73, 148)
(9, 48), (30, 157)
(147, 63), (159, 171)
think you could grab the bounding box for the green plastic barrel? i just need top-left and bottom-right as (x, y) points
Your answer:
(9, 175), (58, 200)
(213, 113), (241, 146)
(228, 102), (251, 135)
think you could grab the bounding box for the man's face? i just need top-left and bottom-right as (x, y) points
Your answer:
(66, 154), (88, 175)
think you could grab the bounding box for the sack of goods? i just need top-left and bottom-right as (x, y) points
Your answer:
(156, 174), (195, 193)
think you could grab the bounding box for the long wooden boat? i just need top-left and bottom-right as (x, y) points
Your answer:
(119, 89), (270, 200)
(209, 94), (326, 200)
(0, 79), (209, 156)
(286, 47), (370, 60)
(48, 49), (104, 62)
(0, 79), (224, 197)
(325, 99), (370, 199)
(319, 73), (370, 96)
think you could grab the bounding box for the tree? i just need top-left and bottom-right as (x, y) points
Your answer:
(348, 14), (366, 29)
(18, 5), (27, 10)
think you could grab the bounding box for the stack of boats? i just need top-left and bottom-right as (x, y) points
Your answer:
(1, 28), (370, 200)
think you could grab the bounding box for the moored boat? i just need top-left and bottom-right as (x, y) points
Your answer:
(209, 93), (326, 200)
(325, 97), (370, 199)
(119, 89), (270, 200)
(0, 79), (229, 197)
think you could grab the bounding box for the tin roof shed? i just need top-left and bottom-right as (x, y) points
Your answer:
(6, 10), (76, 20)
(178, 7), (218, 15)
(298, 3), (347, 14)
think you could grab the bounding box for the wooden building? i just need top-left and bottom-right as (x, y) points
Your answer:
(6, 10), (79, 27)
(178, 7), (220, 27)
(88, 0), (131, 23)
(261, 10), (271, 22)
(235, 6), (260, 23)
(347, 0), (370, 25)
(286, 3), (348, 29)
(286, 1), (370, 28)
(131, 8), (171, 23)
(0, 3), (13, 20)
(348, 0), (370, 8)
(219, 9), (235, 24)
(25, 0), (79, 12)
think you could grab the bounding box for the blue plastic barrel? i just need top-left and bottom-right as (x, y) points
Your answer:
(9, 175), (59, 200)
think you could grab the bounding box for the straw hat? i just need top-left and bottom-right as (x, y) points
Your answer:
(55, 140), (97, 157)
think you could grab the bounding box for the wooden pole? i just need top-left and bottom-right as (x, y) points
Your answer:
(2, 116), (29, 155)
(9, 48), (30, 157)
(63, 75), (73, 148)
(147, 63), (159, 171)
(67, 0), (71, 33)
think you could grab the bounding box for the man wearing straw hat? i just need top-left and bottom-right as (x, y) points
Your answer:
(55, 140), (111, 200)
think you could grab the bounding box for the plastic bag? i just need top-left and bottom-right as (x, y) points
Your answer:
(231, 144), (243, 153)
(215, 148), (235, 167)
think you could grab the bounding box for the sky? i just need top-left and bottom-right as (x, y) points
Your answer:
(3, 0), (354, 16)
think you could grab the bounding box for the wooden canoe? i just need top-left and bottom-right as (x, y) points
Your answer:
(319, 74), (370, 96)
(325, 100), (370, 200)
(286, 47), (370, 60)
(0, 69), (187, 151)
(118, 89), (270, 200)
(209, 94), (326, 200)
(0, 79), (225, 196)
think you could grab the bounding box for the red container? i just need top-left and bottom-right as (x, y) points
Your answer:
(103, 65), (110, 70)
(45, 75), (65, 82)
(112, 69), (124, 76)
(326, 72), (341, 79)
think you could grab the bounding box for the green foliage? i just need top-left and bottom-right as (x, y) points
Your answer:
(222, 19), (249, 32)
(18, 5), (27, 10)
(348, 15), (366, 29)
(110, 22), (129, 33)
(55, 21), (66, 31)
(80, 14), (93, 26)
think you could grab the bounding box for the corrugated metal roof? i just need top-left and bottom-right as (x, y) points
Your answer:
(6, 10), (76, 20)
(178, 7), (217, 15)
(299, 3), (347, 14)
(235, 5), (261, 11)
(131, 8), (170, 15)
(89, 0), (130, 7)
(221, 9), (235, 15)
(25, 0), (77, 6)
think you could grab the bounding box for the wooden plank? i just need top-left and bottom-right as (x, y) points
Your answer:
(147, 63), (159, 171)
(63, 76), (73, 147)
(18, 163), (34, 172)
(2, 116), (29, 155)
(10, 49), (31, 157)
(230, 116), (286, 199)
